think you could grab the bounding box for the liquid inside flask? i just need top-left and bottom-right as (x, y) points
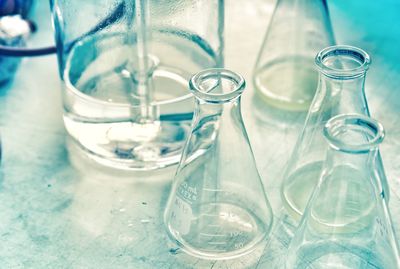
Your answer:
(286, 114), (400, 269)
(253, 0), (335, 111)
(281, 45), (390, 221)
(164, 69), (273, 260)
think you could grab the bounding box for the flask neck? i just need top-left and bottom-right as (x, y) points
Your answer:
(322, 114), (384, 184)
(324, 114), (384, 153)
(314, 45), (371, 115)
(195, 96), (241, 118)
(193, 96), (245, 144)
(189, 68), (245, 124)
(189, 68), (247, 140)
(318, 72), (369, 115)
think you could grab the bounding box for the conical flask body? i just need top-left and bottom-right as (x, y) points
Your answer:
(253, 0), (335, 111)
(281, 45), (390, 221)
(286, 114), (400, 269)
(164, 69), (273, 260)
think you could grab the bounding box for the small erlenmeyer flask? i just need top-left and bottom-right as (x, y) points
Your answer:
(164, 69), (273, 260)
(281, 45), (390, 221)
(253, 0), (335, 111)
(286, 114), (400, 269)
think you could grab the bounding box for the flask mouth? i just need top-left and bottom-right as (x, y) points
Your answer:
(315, 45), (371, 79)
(189, 68), (246, 103)
(323, 114), (384, 154)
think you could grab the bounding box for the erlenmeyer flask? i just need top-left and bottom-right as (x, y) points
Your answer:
(253, 0), (335, 111)
(286, 114), (400, 269)
(164, 69), (273, 260)
(281, 45), (390, 221)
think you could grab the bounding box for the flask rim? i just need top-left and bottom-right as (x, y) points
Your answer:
(323, 114), (384, 154)
(315, 45), (371, 79)
(189, 68), (246, 103)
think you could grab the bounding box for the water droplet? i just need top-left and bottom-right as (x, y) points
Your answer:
(140, 219), (150, 224)
(169, 248), (180, 255)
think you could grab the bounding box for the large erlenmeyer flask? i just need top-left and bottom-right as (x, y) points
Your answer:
(286, 114), (400, 269)
(164, 69), (273, 260)
(281, 45), (390, 221)
(253, 0), (335, 111)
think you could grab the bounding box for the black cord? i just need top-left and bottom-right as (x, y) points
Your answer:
(0, 44), (56, 57)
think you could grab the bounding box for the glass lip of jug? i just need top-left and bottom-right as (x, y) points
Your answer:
(315, 45), (371, 79)
(189, 68), (246, 103)
(323, 114), (385, 154)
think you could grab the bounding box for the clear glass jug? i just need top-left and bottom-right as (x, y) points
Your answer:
(281, 45), (390, 221)
(253, 0), (335, 111)
(49, 0), (224, 170)
(286, 114), (400, 269)
(164, 69), (273, 260)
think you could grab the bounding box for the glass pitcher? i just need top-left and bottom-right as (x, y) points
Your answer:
(49, 0), (224, 170)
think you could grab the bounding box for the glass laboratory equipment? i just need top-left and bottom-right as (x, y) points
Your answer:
(164, 69), (273, 260)
(49, 0), (224, 170)
(281, 45), (390, 221)
(286, 114), (400, 269)
(253, 0), (335, 111)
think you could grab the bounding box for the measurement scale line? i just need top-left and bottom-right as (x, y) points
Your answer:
(202, 188), (224, 192)
(201, 213), (220, 217)
(199, 233), (226, 237)
(208, 242), (227, 245)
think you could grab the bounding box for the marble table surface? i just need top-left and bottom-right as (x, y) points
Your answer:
(0, 0), (399, 268)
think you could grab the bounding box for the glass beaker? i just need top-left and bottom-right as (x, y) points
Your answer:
(253, 0), (335, 111)
(286, 114), (400, 269)
(164, 69), (273, 260)
(49, 0), (224, 170)
(281, 45), (390, 221)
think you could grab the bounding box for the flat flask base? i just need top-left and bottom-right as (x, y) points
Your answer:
(253, 56), (318, 111)
(282, 163), (376, 231)
(281, 162), (323, 221)
(289, 242), (386, 269)
(166, 202), (271, 260)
